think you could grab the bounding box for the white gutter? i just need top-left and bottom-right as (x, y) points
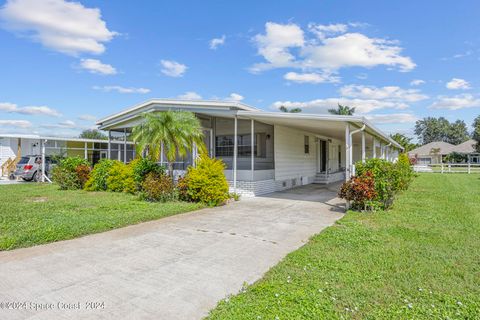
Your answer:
(348, 124), (366, 178)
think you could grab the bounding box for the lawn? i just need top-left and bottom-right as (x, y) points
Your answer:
(207, 174), (480, 319)
(0, 183), (204, 250)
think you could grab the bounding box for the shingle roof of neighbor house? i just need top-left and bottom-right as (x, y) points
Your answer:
(452, 139), (477, 153)
(408, 141), (456, 156)
(409, 139), (478, 156)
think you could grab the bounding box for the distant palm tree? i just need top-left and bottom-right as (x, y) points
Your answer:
(132, 111), (205, 179)
(328, 103), (355, 115)
(279, 105), (302, 113)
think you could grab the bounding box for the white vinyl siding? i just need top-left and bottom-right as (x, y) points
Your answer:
(274, 125), (317, 181)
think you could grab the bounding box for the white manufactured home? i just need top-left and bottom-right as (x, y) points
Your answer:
(97, 99), (402, 197)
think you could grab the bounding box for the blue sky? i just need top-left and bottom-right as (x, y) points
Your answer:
(0, 0), (479, 139)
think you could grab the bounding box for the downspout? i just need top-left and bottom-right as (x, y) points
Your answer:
(348, 124), (366, 178)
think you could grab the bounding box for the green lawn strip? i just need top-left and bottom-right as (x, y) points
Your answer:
(207, 174), (480, 319)
(0, 183), (204, 250)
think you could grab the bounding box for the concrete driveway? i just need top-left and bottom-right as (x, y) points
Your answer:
(0, 184), (344, 320)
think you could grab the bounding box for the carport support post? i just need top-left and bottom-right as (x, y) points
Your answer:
(361, 131), (366, 163)
(84, 142), (88, 160)
(251, 119), (254, 181)
(345, 123), (351, 181)
(233, 116), (238, 193)
(107, 130), (111, 159)
(123, 128), (127, 164)
(41, 139), (45, 183)
(372, 137), (377, 158)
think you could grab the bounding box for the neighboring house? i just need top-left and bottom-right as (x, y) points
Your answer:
(408, 139), (480, 164)
(0, 134), (135, 174)
(454, 139), (480, 163)
(96, 99), (402, 196)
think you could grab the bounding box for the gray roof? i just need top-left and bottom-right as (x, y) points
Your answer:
(409, 139), (478, 156)
(451, 139), (477, 153)
(408, 141), (456, 156)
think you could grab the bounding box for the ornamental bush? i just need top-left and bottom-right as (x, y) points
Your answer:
(342, 157), (414, 210)
(339, 171), (377, 210)
(52, 156), (91, 190)
(75, 165), (91, 189)
(130, 157), (166, 190)
(84, 159), (116, 191)
(106, 161), (136, 194)
(141, 172), (175, 202)
(183, 155), (229, 206)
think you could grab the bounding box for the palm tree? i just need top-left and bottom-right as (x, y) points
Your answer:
(279, 105), (302, 113)
(328, 103), (355, 115)
(132, 111), (206, 179)
(389, 133), (417, 152)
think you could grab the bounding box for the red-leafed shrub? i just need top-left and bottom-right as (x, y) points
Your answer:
(339, 171), (378, 211)
(75, 164), (91, 189)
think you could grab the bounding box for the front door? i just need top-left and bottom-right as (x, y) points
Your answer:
(317, 139), (328, 173)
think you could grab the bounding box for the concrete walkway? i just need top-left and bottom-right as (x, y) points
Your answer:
(0, 184), (344, 320)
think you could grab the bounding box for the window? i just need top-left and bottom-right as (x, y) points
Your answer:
(338, 145), (342, 169)
(304, 136), (310, 154)
(215, 134), (257, 157)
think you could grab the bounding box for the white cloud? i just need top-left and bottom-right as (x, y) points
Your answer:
(93, 85), (150, 94)
(177, 91), (202, 100)
(78, 114), (96, 121)
(251, 22), (415, 75)
(41, 119), (80, 129)
(284, 71), (340, 84)
(80, 59), (117, 75)
(228, 93), (244, 101)
(0, 0), (117, 55)
(339, 85), (428, 102)
(271, 83), (428, 114)
(0, 102), (61, 117)
(301, 33), (415, 72)
(0, 102), (17, 112)
(250, 22), (304, 72)
(0, 119), (32, 128)
(209, 35), (226, 49)
(446, 78), (471, 90)
(430, 94), (480, 110)
(365, 113), (418, 124)
(308, 23), (348, 39)
(410, 79), (425, 86)
(160, 60), (187, 77)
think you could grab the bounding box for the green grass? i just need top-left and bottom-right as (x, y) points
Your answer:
(207, 174), (480, 319)
(0, 183), (204, 250)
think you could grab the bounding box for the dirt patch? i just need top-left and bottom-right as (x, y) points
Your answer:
(29, 197), (48, 203)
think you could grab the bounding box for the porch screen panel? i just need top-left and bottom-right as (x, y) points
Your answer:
(254, 121), (274, 170)
(214, 118), (252, 170)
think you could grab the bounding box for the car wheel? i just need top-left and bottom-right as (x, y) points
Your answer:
(22, 177), (32, 181)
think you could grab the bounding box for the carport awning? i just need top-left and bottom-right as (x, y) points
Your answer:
(236, 111), (401, 148)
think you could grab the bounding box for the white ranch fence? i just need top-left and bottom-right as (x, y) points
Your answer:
(413, 163), (480, 174)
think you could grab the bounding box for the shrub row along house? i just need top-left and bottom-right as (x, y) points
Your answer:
(96, 99), (402, 196)
(408, 140), (480, 164)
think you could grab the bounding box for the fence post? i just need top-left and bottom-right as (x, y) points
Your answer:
(441, 163), (444, 174)
(448, 164), (451, 173)
(468, 163), (471, 174)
